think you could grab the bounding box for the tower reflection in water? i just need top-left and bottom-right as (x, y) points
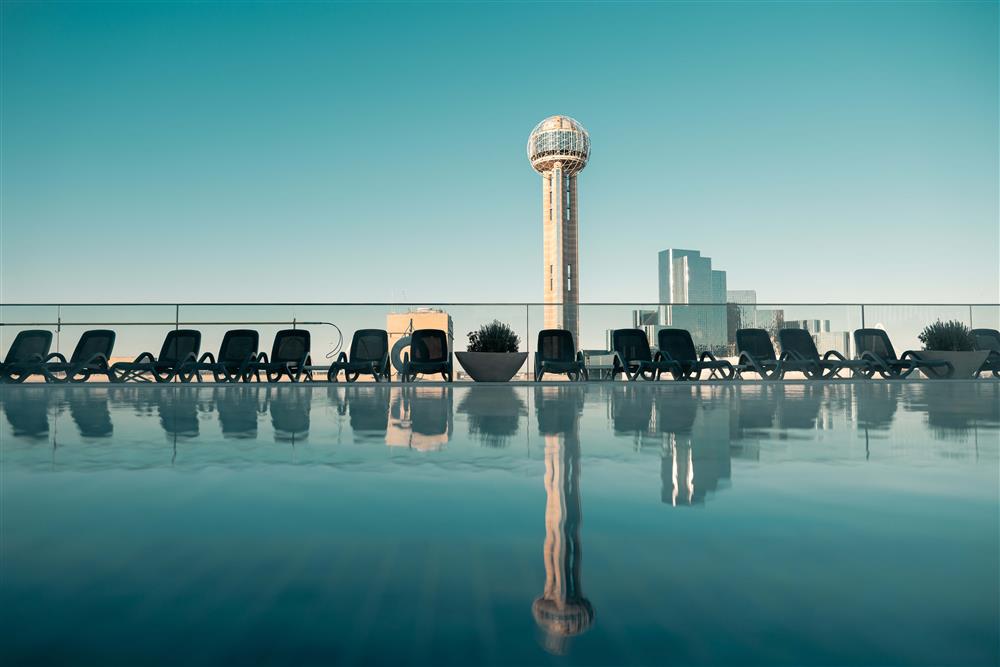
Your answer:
(532, 387), (593, 655)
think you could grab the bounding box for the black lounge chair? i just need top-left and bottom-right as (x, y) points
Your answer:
(0, 330), (53, 383)
(610, 328), (680, 381)
(323, 329), (391, 382)
(971, 328), (1000, 377)
(534, 329), (587, 381)
(181, 329), (259, 383)
(657, 329), (735, 380)
(41, 329), (116, 383)
(777, 328), (870, 380)
(244, 329), (312, 383)
(402, 329), (452, 382)
(111, 329), (202, 383)
(853, 328), (953, 379)
(735, 328), (800, 380)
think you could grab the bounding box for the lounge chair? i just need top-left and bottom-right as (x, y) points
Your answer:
(401, 329), (452, 382)
(323, 329), (390, 382)
(777, 328), (870, 380)
(853, 328), (953, 379)
(657, 329), (735, 380)
(111, 329), (202, 383)
(534, 329), (587, 381)
(40, 329), (116, 383)
(735, 329), (795, 380)
(244, 329), (312, 383)
(181, 329), (259, 383)
(610, 329), (680, 381)
(0, 330), (53, 383)
(971, 328), (1000, 377)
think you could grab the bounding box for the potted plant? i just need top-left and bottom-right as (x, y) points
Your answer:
(455, 320), (528, 382)
(916, 320), (989, 379)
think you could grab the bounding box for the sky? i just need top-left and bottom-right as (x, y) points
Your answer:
(2, 0), (998, 307)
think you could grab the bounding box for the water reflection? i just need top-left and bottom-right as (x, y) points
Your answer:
(2, 387), (49, 439)
(270, 386), (311, 443)
(67, 388), (113, 438)
(214, 386), (262, 439)
(457, 386), (527, 448)
(387, 387), (453, 450)
(533, 387), (593, 655)
(657, 388), (733, 506)
(331, 386), (390, 443)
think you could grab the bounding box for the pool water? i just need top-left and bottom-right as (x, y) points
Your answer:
(1, 382), (998, 665)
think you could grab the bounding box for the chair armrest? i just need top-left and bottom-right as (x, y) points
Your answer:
(653, 351), (664, 363)
(576, 351), (586, 365)
(823, 350), (848, 361)
(337, 351), (348, 363)
(133, 351), (155, 364)
(198, 352), (217, 364)
(699, 351), (719, 362)
(44, 352), (68, 363)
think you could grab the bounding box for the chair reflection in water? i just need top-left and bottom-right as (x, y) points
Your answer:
(270, 386), (311, 443)
(533, 387), (594, 655)
(387, 387), (453, 450)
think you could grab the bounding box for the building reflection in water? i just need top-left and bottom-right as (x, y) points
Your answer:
(387, 387), (453, 451)
(532, 386), (593, 655)
(657, 387), (732, 507)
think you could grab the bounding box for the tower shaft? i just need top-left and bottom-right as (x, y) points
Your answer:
(542, 164), (579, 341)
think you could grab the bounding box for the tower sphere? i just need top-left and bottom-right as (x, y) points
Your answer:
(527, 115), (590, 175)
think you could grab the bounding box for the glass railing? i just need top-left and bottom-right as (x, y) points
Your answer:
(1, 302), (997, 381)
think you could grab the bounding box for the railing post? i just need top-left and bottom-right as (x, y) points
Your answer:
(969, 304), (973, 328)
(525, 303), (530, 381)
(860, 304), (865, 329)
(175, 304), (179, 330)
(56, 304), (62, 353)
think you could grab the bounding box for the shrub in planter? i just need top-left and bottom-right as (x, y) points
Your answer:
(456, 320), (526, 382)
(915, 320), (987, 379)
(918, 320), (974, 351)
(467, 320), (521, 353)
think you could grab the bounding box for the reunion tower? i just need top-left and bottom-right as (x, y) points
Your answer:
(527, 116), (590, 342)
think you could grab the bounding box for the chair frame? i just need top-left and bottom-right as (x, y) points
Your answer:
(853, 329), (953, 379)
(610, 329), (681, 381)
(777, 328), (869, 380)
(180, 329), (259, 383)
(534, 329), (588, 381)
(657, 329), (735, 381)
(401, 329), (453, 383)
(971, 328), (1000, 378)
(0, 330), (54, 384)
(111, 330), (202, 383)
(40, 330), (116, 383)
(244, 329), (313, 383)
(323, 329), (391, 383)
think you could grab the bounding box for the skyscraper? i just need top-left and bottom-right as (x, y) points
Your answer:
(658, 249), (728, 351)
(528, 116), (590, 343)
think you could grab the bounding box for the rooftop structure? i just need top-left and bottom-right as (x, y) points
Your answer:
(528, 116), (590, 343)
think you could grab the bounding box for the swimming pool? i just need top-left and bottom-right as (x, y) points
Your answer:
(1, 382), (997, 665)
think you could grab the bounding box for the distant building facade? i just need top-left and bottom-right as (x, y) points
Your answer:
(658, 249), (727, 352)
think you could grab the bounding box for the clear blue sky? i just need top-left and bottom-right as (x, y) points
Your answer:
(2, 0), (997, 305)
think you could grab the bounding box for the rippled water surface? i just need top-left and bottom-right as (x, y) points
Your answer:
(2, 382), (998, 665)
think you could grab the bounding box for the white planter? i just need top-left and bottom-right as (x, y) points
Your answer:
(915, 350), (990, 379)
(455, 352), (527, 382)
